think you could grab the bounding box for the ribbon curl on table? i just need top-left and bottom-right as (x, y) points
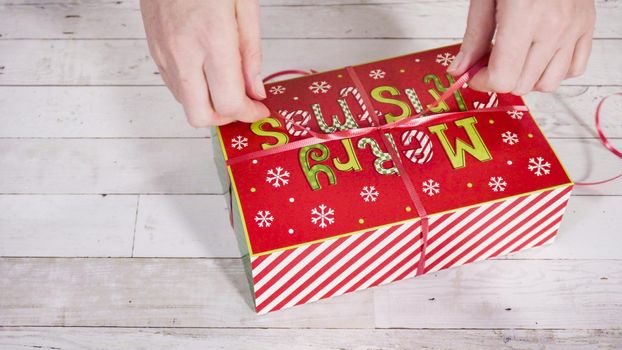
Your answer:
(226, 57), (620, 275)
(574, 92), (622, 185)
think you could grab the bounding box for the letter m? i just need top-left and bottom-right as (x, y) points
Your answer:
(428, 116), (492, 169)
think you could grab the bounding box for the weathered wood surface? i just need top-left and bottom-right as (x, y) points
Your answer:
(1, 0), (620, 347)
(0, 328), (620, 350)
(0, 39), (620, 85)
(0, 138), (620, 195)
(1, 86), (620, 138)
(0, 258), (620, 329)
(1, 195), (620, 259)
(1, 0), (620, 39)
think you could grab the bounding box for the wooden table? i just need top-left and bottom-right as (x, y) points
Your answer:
(1, 1), (621, 348)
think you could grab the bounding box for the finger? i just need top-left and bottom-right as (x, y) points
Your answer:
(534, 47), (574, 92)
(158, 67), (181, 102)
(175, 62), (218, 128)
(236, 0), (266, 100)
(448, 0), (495, 76)
(203, 4), (270, 123)
(568, 31), (593, 78)
(512, 42), (557, 95)
(469, 3), (533, 93)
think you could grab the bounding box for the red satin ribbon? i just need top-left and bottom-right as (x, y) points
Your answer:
(228, 57), (527, 275)
(227, 60), (619, 272)
(574, 92), (622, 186)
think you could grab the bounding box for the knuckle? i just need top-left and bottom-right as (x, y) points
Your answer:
(215, 100), (247, 119)
(535, 81), (560, 93)
(186, 112), (213, 128)
(567, 65), (586, 78)
(487, 74), (515, 93)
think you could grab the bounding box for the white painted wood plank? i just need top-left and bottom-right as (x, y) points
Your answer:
(0, 257), (375, 328)
(0, 258), (618, 328)
(1, 1), (619, 39)
(552, 138), (622, 194)
(130, 195), (622, 260)
(0, 138), (619, 194)
(0, 86), (207, 138)
(132, 195), (240, 258)
(0, 327), (620, 350)
(0, 195), (136, 257)
(0, 139), (221, 194)
(373, 259), (622, 329)
(0, 39), (619, 85)
(0, 193), (618, 259)
(1, 86), (620, 138)
(508, 196), (622, 260)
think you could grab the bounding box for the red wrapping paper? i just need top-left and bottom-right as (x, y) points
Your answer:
(213, 43), (573, 313)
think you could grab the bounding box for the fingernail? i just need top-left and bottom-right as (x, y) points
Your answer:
(255, 76), (267, 99)
(447, 51), (464, 73)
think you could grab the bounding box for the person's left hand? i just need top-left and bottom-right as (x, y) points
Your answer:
(447, 0), (596, 95)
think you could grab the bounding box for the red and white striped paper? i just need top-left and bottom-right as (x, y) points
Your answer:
(250, 184), (572, 314)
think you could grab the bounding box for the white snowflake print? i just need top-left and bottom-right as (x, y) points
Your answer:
(311, 204), (335, 229)
(528, 157), (551, 176)
(265, 166), (290, 187)
(269, 85), (286, 95)
(360, 186), (380, 202)
(422, 179), (440, 197)
(254, 210), (274, 228)
(231, 135), (248, 150)
(369, 69), (386, 80)
(501, 131), (519, 145)
(308, 81), (331, 94)
(488, 177), (508, 192)
(507, 109), (524, 120)
(435, 52), (455, 67)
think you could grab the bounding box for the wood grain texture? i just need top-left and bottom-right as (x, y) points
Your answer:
(0, 327), (620, 350)
(373, 259), (622, 329)
(0, 39), (620, 85)
(0, 0), (620, 345)
(2, 194), (617, 259)
(132, 195), (240, 258)
(0, 194), (137, 257)
(0, 138), (221, 194)
(0, 86), (206, 138)
(0, 257), (374, 328)
(0, 258), (619, 329)
(1, 86), (620, 138)
(0, 138), (619, 195)
(1, 0), (619, 39)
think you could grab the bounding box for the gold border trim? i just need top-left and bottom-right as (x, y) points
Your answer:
(215, 43), (575, 258)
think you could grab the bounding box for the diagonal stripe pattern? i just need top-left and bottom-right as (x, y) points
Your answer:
(250, 185), (573, 314)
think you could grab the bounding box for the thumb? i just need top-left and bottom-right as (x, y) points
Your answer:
(448, 0), (496, 76)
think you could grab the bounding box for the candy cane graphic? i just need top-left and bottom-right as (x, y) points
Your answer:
(401, 130), (433, 164)
(473, 92), (499, 109)
(340, 87), (371, 123)
(405, 88), (424, 114)
(279, 109), (311, 137)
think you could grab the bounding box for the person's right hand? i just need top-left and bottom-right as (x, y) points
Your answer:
(140, 0), (270, 127)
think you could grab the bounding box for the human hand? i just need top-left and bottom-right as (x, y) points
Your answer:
(447, 0), (595, 95)
(140, 0), (270, 127)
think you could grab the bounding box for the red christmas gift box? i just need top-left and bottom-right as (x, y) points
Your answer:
(212, 44), (573, 314)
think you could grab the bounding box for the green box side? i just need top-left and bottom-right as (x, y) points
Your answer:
(210, 128), (255, 301)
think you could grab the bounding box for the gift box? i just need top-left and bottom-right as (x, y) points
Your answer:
(212, 44), (573, 314)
